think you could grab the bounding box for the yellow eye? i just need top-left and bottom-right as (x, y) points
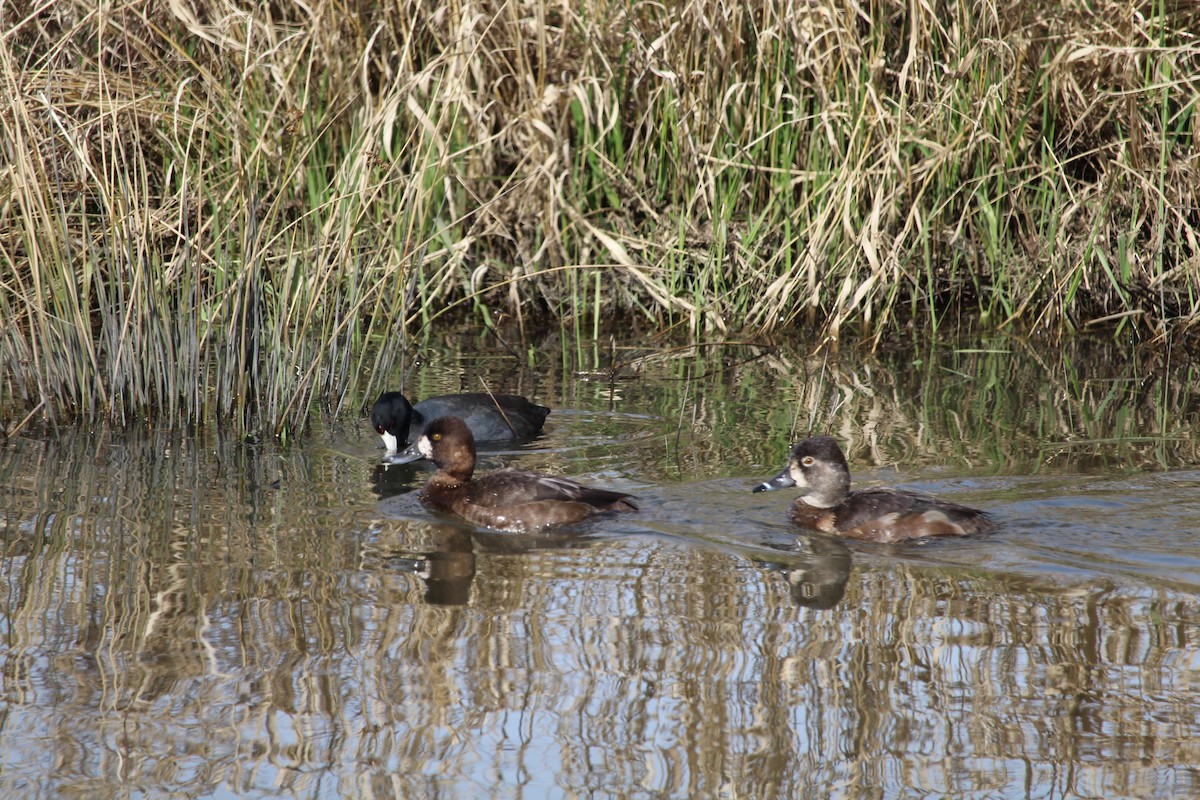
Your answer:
(432, 432), (441, 442)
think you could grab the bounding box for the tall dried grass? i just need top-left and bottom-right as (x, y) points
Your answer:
(1, 0), (1198, 432)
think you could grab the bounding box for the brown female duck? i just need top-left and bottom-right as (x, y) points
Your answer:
(416, 416), (637, 532)
(754, 435), (997, 543)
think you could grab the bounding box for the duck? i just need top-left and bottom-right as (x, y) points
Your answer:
(414, 415), (637, 532)
(371, 390), (550, 463)
(753, 435), (997, 543)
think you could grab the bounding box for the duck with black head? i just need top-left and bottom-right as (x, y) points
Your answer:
(415, 416), (638, 532)
(753, 435), (997, 543)
(371, 391), (550, 463)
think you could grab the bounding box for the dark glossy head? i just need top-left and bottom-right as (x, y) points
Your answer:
(371, 392), (415, 455)
(752, 435), (851, 508)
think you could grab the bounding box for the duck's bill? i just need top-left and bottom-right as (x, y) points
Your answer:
(383, 443), (424, 465)
(379, 431), (401, 454)
(752, 467), (796, 493)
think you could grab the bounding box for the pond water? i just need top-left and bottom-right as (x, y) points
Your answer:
(2, 330), (1200, 799)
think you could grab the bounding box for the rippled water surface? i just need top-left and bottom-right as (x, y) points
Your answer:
(3, 333), (1200, 799)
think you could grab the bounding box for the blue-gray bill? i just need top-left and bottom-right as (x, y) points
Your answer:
(753, 468), (796, 493)
(383, 443), (424, 465)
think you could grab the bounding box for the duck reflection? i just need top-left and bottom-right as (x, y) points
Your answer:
(386, 526), (476, 606)
(757, 535), (852, 610)
(384, 523), (595, 606)
(371, 461), (425, 500)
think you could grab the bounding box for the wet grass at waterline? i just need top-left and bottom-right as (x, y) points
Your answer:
(2, 1), (1198, 434)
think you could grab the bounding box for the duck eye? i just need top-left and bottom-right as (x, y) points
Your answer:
(431, 432), (441, 442)
(801, 456), (815, 467)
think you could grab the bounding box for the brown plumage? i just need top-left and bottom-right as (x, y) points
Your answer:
(416, 416), (637, 532)
(753, 435), (997, 543)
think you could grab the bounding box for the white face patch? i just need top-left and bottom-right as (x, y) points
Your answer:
(788, 463), (808, 487)
(381, 431), (399, 454)
(417, 435), (433, 458)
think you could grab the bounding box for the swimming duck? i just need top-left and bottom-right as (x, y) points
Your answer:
(753, 435), (997, 543)
(415, 416), (638, 532)
(371, 391), (549, 463)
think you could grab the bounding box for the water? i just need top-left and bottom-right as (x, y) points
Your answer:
(2, 332), (1200, 799)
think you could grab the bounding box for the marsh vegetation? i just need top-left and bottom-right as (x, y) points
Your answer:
(2, 0), (1198, 433)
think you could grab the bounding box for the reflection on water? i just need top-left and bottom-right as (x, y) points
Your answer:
(2, 333), (1200, 798)
(758, 536), (854, 610)
(384, 524), (478, 606)
(376, 518), (605, 608)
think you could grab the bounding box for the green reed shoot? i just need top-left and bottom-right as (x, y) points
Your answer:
(2, 0), (1198, 435)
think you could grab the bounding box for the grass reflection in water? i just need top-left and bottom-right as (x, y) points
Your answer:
(1, 333), (1198, 798)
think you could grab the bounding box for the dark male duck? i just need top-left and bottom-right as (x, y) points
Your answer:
(371, 390), (550, 464)
(415, 415), (637, 532)
(753, 435), (997, 543)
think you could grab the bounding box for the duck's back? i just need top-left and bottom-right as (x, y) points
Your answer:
(413, 394), (550, 442)
(424, 468), (636, 532)
(791, 487), (997, 543)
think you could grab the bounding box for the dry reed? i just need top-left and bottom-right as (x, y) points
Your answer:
(1, 0), (1198, 432)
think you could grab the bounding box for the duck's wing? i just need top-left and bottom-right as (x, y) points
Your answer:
(834, 488), (996, 541)
(467, 469), (636, 511)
